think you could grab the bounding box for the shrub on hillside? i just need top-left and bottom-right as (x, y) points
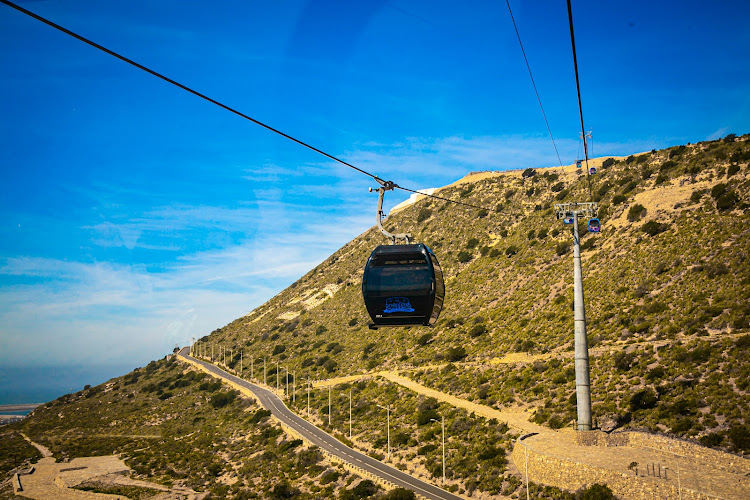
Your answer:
(522, 168), (536, 178)
(659, 160), (677, 172)
(210, 390), (237, 409)
(457, 251), (472, 263)
(630, 388), (658, 411)
(446, 346), (467, 362)
(417, 207), (432, 223)
(602, 158), (616, 168)
(576, 483), (617, 500)
(642, 221), (669, 236)
(556, 241), (571, 256)
(728, 424), (750, 452)
(627, 204), (647, 222)
(469, 324), (487, 337)
(716, 191), (739, 211)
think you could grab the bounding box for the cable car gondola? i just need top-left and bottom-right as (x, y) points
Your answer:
(588, 218), (601, 233)
(589, 166), (597, 175)
(575, 159), (582, 169)
(363, 243), (444, 328)
(362, 183), (445, 329)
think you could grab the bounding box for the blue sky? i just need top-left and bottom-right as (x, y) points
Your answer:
(1, 0), (749, 386)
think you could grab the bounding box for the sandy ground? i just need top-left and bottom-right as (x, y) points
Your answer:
(14, 436), (204, 500)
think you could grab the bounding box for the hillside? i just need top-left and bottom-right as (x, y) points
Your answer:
(196, 134), (750, 494)
(207, 133), (750, 439)
(2, 134), (749, 499)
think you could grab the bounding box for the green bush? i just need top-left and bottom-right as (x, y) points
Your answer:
(469, 324), (487, 337)
(728, 424), (750, 452)
(630, 388), (658, 411)
(626, 204), (646, 222)
(446, 346), (467, 362)
(417, 207), (432, 223)
(556, 241), (572, 256)
(642, 221), (669, 236)
(210, 390), (237, 408)
(576, 483), (616, 500)
(612, 194), (626, 205)
(382, 488), (416, 500)
(716, 191), (739, 211)
(602, 158), (616, 168)
(457, 251), (472, 263)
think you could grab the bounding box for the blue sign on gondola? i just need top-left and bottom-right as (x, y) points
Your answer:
(384, 297), (415, 313)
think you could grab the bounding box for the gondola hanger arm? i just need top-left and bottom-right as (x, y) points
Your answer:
(369, 182), (411, 245)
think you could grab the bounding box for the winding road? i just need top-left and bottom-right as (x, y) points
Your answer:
(178, 348), (461, 500)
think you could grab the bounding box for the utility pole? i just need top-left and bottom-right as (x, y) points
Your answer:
(275, 361), (279, 391)
(240, 350), (242, 374)
(251, 356), (254, 381)
(285, 366), (289, 398)
(307, 378), (310, 416)
(349, 390), (352, 439)
(263, 358), (267, 385)
(293, 371), (296, 403)
(554, 202), (596, 430)
(328, 385), (332, 427)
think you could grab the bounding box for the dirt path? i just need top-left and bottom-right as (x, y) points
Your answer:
(20, 433), (52, 458)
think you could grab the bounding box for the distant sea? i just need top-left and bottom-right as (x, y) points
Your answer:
(0, 364), (138, 406)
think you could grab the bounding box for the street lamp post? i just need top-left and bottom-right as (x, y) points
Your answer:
(285, 366), (289, 398)
(376, 404), (390, 460)
(293, 371), (296, 403)
(328, 385), (332, 427)
(263, 357), (267, 385)
(349, 390), (352, 439)
(430, 415), (446, 484)
(307, 378), (310, 416)
(275, 361), (279, 391)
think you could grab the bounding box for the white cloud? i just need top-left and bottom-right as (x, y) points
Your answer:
(0, 208), (372, 368)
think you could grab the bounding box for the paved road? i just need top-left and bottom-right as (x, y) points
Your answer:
(179, 348), (461, 500)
